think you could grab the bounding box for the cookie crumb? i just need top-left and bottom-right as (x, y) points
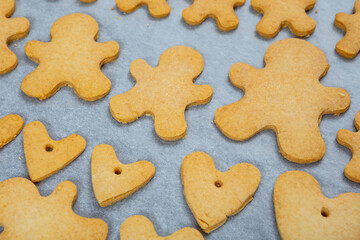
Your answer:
(147, 23), (150, 28)
(117, 16), (121, 20)
(338, 92), (346, 97)
(111, 7), (114, 10)
(315, 10), (318, 13)
(14, 43), (17, 47)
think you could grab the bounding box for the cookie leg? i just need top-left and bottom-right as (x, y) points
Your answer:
(116, 0), (144, 13)
(336, 33), (360, 59)
(277, 122), (325, 163)
(345, 154), (360, 183)
(154, 110), (187, 140)
(214, 8), (239, 31)
(0, 44), (17, 75)
(148, 0), (171, 18)
(256, 13), (282, 38)
(287, 14), (316, 37)
(182, 4), (207, 26)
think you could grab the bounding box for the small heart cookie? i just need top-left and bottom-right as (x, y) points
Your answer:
(0, 177), (108, 240)
(23, 121), (86, 182)
(120, 215), (204, 240)
(337, 111), (360, 183)
(274, 171), (360, 240)
(116, 0), (171, 18)
(181, 152), (261, 233)
(0, 114), (23, 149)
(91, 144), (155, 207)
(335, 0), (360, 59)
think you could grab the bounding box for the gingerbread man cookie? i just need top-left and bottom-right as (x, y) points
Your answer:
(0, 0), (30, 74)
(337, 111), (360, 183)
(120, 215), (204, 240)
(110, 46), (213, 141)
(251, 0), (317, 38)
(23, 121), (86, 182)
(116, 0), (171, 18)
(0, 177), (108, 240)
(215, 38), (350, 164)
(181, 152), (261, 233)
(182, 0), (245, 31)
(21, 13), (119, 101)
(335, 0), (360, 59)
(274, 171), (360, 240)
(91, 144), (155, 207)
(0, 114), (23, 149)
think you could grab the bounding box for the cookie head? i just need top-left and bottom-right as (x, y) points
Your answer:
(50, 13), (99, 39)
(158, 46), (204, 78)
(264, 38), (328, 77)
(0, 0), (15, 17)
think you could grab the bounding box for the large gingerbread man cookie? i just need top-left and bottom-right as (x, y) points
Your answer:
(110, 46), (213, 141)
(251, 0), (317, 38)
(0, 0), (29, 74)
(335, 0), (360, 59)
(21, 13), (119, 101)
(0, 177), (108, 240)
(215, 38), (350, 164)
(274, 171), (360, 240)
(116, 0), (171, 18)
(182, 0), (245, 31)
(337, 111), (360, 183)
(120, 215), (204, 240)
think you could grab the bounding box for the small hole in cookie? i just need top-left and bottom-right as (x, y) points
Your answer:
(321, 207), (329, 217)
(214, 180), (222, 188)
(45, 144), (53, 152)
(114, 167), (122, 175)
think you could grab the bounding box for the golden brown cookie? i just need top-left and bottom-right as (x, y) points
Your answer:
(0, 177), (108, 239)
(110, 46), (213, 141)
(21, 13), (119, 101)
(0, 0), (30, 74)
(23, 121), (86, 182)
(91, 144), (155, 207)
(120, 215), (204, 240)
(0, 114), (23, 149)
(181, 152), (261, 233)
(182, 0), (245, 31)
(274, 171), (360, 240)
(337, 111), (360, 183)
(251, 0), (317, 38)
(335, 0), (360, 59)
(215, 38), (350, 164)
(116, 0), (171, 18)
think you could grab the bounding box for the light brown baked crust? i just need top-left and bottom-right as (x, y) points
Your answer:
(0, 114), (23, 149)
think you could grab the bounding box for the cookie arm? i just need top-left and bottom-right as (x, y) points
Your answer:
(148, 0), (171, 18)
(96, 41), (120, 65)
(130, 59), (153, 83)
(5, 17), (30, 43)
(188, 84), (213, 106)
(49, 181), (77, 207)
(24, 40), (47, 63)
(229, 62), (259, 91)
(321, 87), (350, 115)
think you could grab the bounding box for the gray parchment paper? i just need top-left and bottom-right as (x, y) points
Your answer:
(1, 0), (360, 239)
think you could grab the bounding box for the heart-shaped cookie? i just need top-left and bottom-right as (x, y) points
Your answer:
(274, 171), (360, 240)
(120, 215), (204, 240)
(91, 144), (155, 207)
(181, 152), (261, 233)
(23, 121), (86, 182)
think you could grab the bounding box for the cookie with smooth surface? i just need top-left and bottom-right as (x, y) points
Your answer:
(251, 0), (317, 38)
(116, 0), (171, 18)
(91, 144), (155, 207)
(335, 0), (360, 59)
(21, 13), (119, 101)
(337, 111), (360, 183)
(0, 114), (23, 149)
(215, 38), (350, 164)
(0, 0), (30, 74)
(23, 121), (86, 182)
(110, 46), (213, 141)
(182, 0), (245, 31)
(0, 177), (108, 240)
(274, 171), (360, 240)
(181, 152), (261, 233)
(120, 215), (204, 240)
